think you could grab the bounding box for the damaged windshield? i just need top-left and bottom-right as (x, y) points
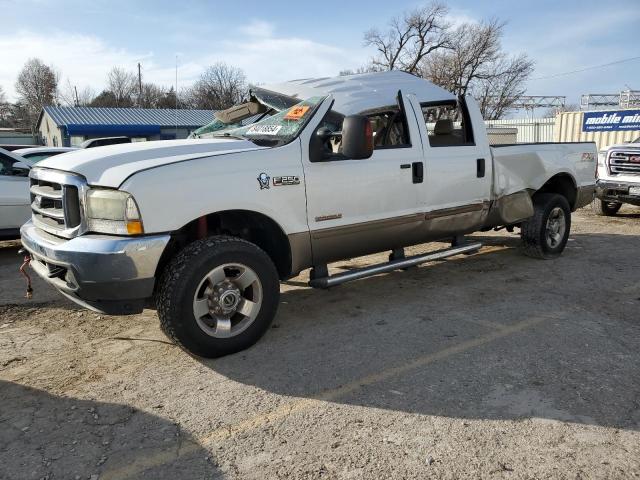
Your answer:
(189, 88), (301, 139)
(213, 96), (326, 146)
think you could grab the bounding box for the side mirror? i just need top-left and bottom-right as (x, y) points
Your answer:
(12, 161), (30, 176)
(342, 115), (373, 159)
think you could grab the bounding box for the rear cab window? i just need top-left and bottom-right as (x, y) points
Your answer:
(422, 100), (475, 147)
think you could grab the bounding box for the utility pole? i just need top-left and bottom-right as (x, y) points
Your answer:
(175, 55), (178, 138)
(74, 86), (79, 107)
(138, 62), (143, 107)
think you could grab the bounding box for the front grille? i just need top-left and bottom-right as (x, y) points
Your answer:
(608, 150), (640, 175)
(29, 168), (87, 238)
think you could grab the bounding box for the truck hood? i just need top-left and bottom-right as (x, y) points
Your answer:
(36, 138), (264, 188)
(604, 143), (640, 151)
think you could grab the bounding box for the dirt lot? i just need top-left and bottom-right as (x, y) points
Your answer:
(1, 206), (639, 480)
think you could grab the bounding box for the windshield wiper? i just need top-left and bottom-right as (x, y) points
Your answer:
(211, 132), (246, 140)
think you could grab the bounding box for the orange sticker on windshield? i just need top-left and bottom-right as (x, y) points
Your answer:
(284, 105), (310, 120)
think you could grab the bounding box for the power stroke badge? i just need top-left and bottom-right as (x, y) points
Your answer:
(257, 173), (270, 189)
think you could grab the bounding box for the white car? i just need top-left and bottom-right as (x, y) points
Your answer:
(21, 71), (596, 357)
(0, 147), (33, 239)
(14, 146), (77, 164)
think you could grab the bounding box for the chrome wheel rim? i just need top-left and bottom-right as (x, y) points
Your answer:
(545, 207), (566, 249)
(192, 263), (263, 338)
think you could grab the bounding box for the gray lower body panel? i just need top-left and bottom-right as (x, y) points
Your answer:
(308, 203), (489, 266)
(20, 221), (171, 315)
(576, 185), (596, 210)
(483, 191), (534, 229)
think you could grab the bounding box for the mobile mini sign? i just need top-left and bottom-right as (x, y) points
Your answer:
(582, 109), (640, 132)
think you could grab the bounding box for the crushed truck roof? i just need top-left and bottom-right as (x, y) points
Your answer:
(261, 70), (456, 115)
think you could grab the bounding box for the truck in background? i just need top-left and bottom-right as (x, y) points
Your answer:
(594, 137), (640, 215)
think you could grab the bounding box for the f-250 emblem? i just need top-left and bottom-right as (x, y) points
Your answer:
(257, 173), (270, 190)
(273, 176), (300, 186)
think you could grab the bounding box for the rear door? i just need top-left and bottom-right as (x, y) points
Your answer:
(301, 92), (427, 264)
(406, 95), (492, 235)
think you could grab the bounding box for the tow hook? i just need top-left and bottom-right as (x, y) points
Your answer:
(18, 248), (33, 299)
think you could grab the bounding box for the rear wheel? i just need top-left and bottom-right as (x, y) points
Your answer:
(157, 236), (280, 358)
(521, 193), (571, 259)
(592, 199), (622, 216)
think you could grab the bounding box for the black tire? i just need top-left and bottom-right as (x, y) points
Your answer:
(520, 193), (571, 259)
(592, 199), (622, 216)
(157, 236), (280, 358)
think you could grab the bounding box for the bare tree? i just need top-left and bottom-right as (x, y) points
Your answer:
(15, 58), (58, 128)
(58, 79), (96, 107)
(421, 19), (534, 119)
(107, 67), (137, 107)
(186, 63), (247, 110)
(338, 65), (382, 76)
(543, 103), (578, 118)
(139, 83), (164, 108)
(89, 90), (118, 108)
(0, 86), (11, 127)
(363, 2), (450, 74)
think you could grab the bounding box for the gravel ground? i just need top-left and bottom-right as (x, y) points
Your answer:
(1, 205), (639, 479)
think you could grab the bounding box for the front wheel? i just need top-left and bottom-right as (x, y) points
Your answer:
(520, 193), (571, 259)
(157, 236), (280, 358)
(592, 199), (622, 216)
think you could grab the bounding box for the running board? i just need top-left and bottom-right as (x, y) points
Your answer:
(308, 242), (482, 289)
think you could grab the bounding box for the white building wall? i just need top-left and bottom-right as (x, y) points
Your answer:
(38, 112), (64, 147)
(485, 118), (555, 143)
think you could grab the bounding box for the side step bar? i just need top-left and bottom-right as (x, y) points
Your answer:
(308, 242), (482, 289)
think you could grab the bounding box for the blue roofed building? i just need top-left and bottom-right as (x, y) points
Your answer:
(37, 106), (217, 147)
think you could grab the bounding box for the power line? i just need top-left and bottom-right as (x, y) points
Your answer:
(529, 55), (640, 81)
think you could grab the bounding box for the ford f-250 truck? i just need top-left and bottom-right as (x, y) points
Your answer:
(593, 137), (640, 215)
(20, 71), (596, 357)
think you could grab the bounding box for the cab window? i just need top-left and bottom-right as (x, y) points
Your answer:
(422, 100), (474, 147)
(367, 109), (410, 149)
(0, 155), (13, 176)
(0, 153), (28, 177)
(311, 100), (412, 162)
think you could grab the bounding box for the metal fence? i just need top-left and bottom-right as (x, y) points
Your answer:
(484, 118), (555, 143)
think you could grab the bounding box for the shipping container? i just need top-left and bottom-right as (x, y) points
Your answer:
(554, 109), (640, 151)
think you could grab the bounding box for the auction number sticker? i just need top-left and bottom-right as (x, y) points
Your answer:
(246, 125), (283, 136)
(284, 105), (310, 120)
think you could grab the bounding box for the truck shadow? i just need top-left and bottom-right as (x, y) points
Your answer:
(203, 233), (640, 431)
(0, 380), (220, 480)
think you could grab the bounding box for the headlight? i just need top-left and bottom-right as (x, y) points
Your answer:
(597, 151), (607, 167)
(86, 189), (144, 235)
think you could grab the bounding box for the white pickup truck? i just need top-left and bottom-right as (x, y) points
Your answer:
(593, 138), (640, 215)
(21, 71), (596, 357)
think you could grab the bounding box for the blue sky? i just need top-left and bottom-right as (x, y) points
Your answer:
(1, 0), (639, 113)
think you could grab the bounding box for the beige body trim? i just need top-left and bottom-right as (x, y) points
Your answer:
(303, 202), (490, 266)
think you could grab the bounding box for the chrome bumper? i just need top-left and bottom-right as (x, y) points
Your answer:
(20, 221), (171, 315)
(596, 179), (640, 206)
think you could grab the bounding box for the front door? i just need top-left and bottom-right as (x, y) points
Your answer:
(301, 92), (427, 264)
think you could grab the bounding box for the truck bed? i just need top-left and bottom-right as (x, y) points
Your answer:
(490, 142), (596, 205)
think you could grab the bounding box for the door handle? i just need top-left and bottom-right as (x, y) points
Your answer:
(477, 158), (485, 178)
(412, 162), (423, 184)
(400, 164), (411, 169)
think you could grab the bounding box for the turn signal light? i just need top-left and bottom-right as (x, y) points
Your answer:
(126, 220), (144, 235)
